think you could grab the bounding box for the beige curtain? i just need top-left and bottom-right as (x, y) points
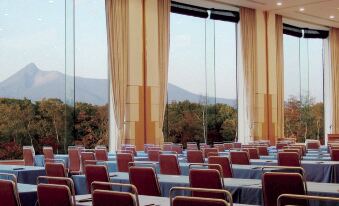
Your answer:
(157, 0), (170, 139)
(105, 0), (128, 149)
(330, 28), (339, 133)
(275, 15), (284, 138)
(239, 7), (257, 141)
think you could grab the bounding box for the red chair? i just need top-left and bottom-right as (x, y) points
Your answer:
(163, 144), (172, 151)
(23, 146), (35, 166)
(170, 187), (231, 206)
(0, 178), (20, 206)
(84, 165), (110, 193)
(148, 150), (161, 162)
(232, 142), (242, 149)
(276, 143), (288, 150)
(37, 184), (74, 206)
(80, 152), (96, 168)
(257, 146), (269, 156)
(187, 143), (198, 150)
(189, 169), (224, 199)
(171, 144), (183, 154)
(283, 149), (302, 158)
(208, 156), (233, 178)
(331, 149), (339, 161)
(203, 148), (218, 158)
(43, 146), (54, 164)
(45, 163), (68, 185)
(262, 172), (307, 206)
(187, 150), (204, 163)
(116, 153), (134, 172)
(277, 152), (301, 167)
(159, 154), (181, 175)
(129, 166), (161, 196)
(223, 143), (233, 150)
(306, 140), (320, 150)
(242, 148), (259, 159)
(214, 144), (225, 152)
(230, 151), (250, 165)
(125, 147), (137, 157)
(92, 183), (138, 206)
(95, 148), (108, 161)
(68, 147), (81, 175)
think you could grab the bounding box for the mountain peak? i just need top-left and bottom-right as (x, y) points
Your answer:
(21, 63), (40, 74)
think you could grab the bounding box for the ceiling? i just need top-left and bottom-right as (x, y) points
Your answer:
(197, 0), (339, 28)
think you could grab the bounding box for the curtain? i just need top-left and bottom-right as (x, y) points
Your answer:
(105, 0), (128, 150)
(157, 0), (170, 141)
(330, 28), (339, 133)
(238, 7), (257, 143)
(275, 15), (284, 138)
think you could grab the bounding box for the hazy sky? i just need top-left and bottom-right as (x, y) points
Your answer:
(0, 1), (324, 102)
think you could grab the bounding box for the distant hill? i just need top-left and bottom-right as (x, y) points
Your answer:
(0, 63), (236, 107)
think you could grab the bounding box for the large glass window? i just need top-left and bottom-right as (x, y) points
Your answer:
(284, 33), (325, 143)
(164, 11), (238, 146)
(0, 0), (108, 159)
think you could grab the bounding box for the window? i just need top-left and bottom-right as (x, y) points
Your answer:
(283, 27), (326, 143)
(0, 0), (108, 159)
(164, 6), (238, 146)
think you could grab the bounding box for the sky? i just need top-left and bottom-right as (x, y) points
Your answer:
(0, 1), (324, 102)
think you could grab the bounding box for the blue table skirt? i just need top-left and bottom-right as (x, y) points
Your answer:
(72, 172), (339, 206)
(0, 165), (45, 184)
(18, 183), (37, 206)
(34, 154), (69, 167)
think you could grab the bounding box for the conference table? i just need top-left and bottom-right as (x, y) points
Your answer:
(75, 194), (258, 206)
(18, 183), (37, 206)
(0, 165), (45, 184)
(72, 172), (339, 206)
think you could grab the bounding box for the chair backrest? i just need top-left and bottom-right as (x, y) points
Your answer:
(0, 179), (20, 206)
(147, 150), (161, 162)
(242, 148), (259, 159)
(163, 144), (172, 151)
(187, 143), (198, 150)
(68, 147), (81, 174)
(203, 148), (218, 158)
(214, 144), (225, 152)
(232, 142), (242, 149)
(43, 146), (54, 162)
(189, 169), (224, 199)
(159, 154), (181, 175)
(45, 163), (67, 185)
(208, 156), (233, 178)
(223, 143), (233, 150)
(262, 172), (307, 206)
(144, 144), (155, 153)
(37, 184), (74, 206)
(95, 148), (108, 161)
(23, 146), (35, 166)
(331, 149), (339, 161)
(277, 152), (301, 167)
(116, 153), (134, 172)
(80, 152), (96, 168)
(276, 143), (288, 150)
(129, 166), (161, 196)
(283, 149), (302, 158)
(84, 165), (110, 193)
(306, 140), (320, 150)
(187, 150), (204, 163)
(230, 151), (250, 165)
(171, 144), (183, 154)
(125, 147), (137, 157)
(257, 146), (269, 156)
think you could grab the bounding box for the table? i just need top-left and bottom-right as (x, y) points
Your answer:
(72, 172), (339, 206)
(18, 183), (37, 206)
(34, 154), (69, 167)
(0, 165), (45, 184)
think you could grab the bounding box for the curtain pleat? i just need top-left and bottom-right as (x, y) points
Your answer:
(330, 28), (339, 133)
(276, 15), (284, 138)
(105, 0), (128, 149)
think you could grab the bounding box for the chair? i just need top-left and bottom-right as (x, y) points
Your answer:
(95, 148), (108, 161)
(23, 146), (35, 166)
(0, 174), (20, 206)
(223, 143), (233, 150)
(242, 148), (259, 159)
(230, 151), (250, 165)
(187, 150), (204, 163)
(68, 147), (81, 175)
(129, 166), (161, 196)
(84, 165), (110, 193)
(306, 140), (320, 150)
(147, 150), (161, 162)
(45, 163), (68, 184)
(232, 142), (242, 149)
(330, 149), (339, 161)
(276, 143), (288, 150)
(125, 147), (137, 157)
(163, 143), (172, 151)
(92, 182), (138, 206)
(37, 184), (74, 206)
(208, 156), (233, 178)
(187, 143), (198, 150)
(43, 146), (55, 164)
(189, 169), (224, 199)
(283, 149), (302, 158)
(277, 152), (301, 167)
(116, 153), (134, 172)
(144, 144), (155, 153)
(262, 172), (307, 206)
(159, 154), (181, 175)
(170, 187), (232, 206)
(257, 146), (269, 156)
(203, 148), (218, 158)
(278, 194), (339, 206)
(171, 144), (183, 154)
(80, 152), (96, 168)
(214, 144), (225, 152)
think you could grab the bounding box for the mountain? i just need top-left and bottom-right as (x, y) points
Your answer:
(167, 83), (236, 107)
(0, 63), (236, 107)
(0, 63), (108, 105)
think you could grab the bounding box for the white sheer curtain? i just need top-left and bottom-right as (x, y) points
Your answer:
(323, 38), (332, 145)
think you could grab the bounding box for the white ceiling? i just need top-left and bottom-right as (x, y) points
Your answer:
(186, 0), (339, 28)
